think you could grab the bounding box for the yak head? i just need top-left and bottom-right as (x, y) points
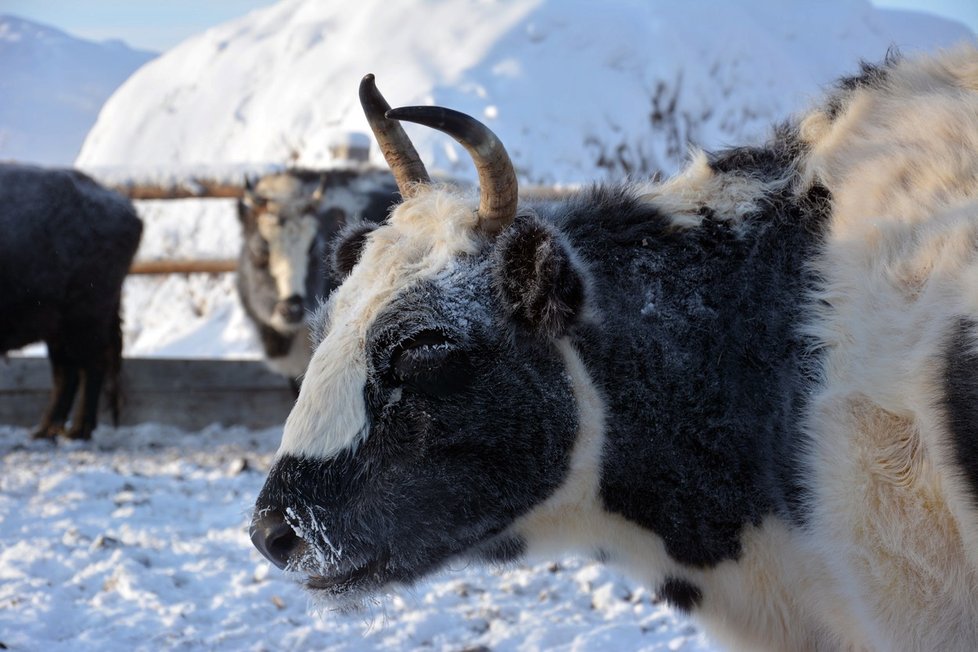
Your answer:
(237, 172), (330, 333)
(251, 76), (593, 606)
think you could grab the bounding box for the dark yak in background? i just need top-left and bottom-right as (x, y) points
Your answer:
(0, 163), (142, 440)
(236, 169), (399, 391)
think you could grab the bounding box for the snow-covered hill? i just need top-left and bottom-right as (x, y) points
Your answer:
(0, 15), (155, 165)
(77, 0), (973, 183)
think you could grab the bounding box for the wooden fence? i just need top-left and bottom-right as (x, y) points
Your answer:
(112, 180), (245, 200)
(129, 259), (238, 275)
(0, 357), (294, 430)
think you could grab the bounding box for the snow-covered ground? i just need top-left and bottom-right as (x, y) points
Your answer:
(0, 423), (714, 652)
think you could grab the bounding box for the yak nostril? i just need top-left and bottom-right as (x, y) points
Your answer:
(250, 509), (302, 570)
(275, 295), (304, 323)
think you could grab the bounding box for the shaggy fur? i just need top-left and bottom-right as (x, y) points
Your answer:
(253, 47), (978, 649)
(0, 164), (142, 440)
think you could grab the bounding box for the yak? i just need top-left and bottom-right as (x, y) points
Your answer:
(251, 48), (978, 650)
(237, 169), (399, 391)
(0, 164), (142, 440)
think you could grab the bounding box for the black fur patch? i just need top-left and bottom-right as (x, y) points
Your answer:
(657, 577), (702, 614)
(331, 220), (379, 281)
(476, 535), (526, 564)
(708, 122), (806, 182)
(825, 51), (899, 120)
(943, 318), (978, 509)
(543, 176), (827, 567)
(492, 212), (586, 338)
(259, 324), (293, 358)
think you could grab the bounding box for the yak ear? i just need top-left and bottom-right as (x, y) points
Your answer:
(330, 220), (379, 281)
(239, 175), (266, 222)
(493, 212), (587, 338)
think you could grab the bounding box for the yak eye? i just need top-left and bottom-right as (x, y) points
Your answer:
(389, 330), (467, 396)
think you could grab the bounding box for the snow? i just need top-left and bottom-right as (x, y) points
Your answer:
(65, 0), (976, 360)
(0, 15), (155, 165)
(0, 423), (713, 651)
(76, 0), (973, 183)
(122, 199), (258, 359)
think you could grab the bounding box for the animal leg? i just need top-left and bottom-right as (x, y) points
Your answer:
(66, 364), (105, 440)
(32, 348), (79, 440)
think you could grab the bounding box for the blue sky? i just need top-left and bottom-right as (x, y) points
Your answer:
(0, 0), (277, 51)
(1, 0), (976, 52)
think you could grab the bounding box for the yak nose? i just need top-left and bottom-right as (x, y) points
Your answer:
(250, 509), (302, 570)
(275, 295), (304, 324)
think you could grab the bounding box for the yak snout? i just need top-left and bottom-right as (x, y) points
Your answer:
(274, 295), (305, 324)
(250, 508), (303, 570)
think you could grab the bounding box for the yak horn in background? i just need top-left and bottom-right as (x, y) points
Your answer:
(310, 173), (328, 203)
(385, 105), (518, 235)
(359, 74), (430, 197)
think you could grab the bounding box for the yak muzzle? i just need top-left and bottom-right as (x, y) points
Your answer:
(250, 508), (303, 570)
(274, 295), (305, 324)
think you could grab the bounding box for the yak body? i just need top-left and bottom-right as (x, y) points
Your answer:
(236, 169), (399, 388)
(253, 48), (978, 650)
(0, 164), (142, 439)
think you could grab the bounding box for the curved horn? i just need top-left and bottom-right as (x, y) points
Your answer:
(310, 173), (327, 203)
(359, 74), (430, 197)
(385, 106), (517, 234)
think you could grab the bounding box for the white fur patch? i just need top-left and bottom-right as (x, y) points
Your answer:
(635, 151), (787, 229)
(509, 339), (681, 585)
(277, 186), (484, 460)
(258, 212), (318, 306)
(794, 46), (978, 647)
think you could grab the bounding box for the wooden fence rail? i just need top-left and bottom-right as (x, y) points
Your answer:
(109, 179), (571, 202)
(129, 259), (238, 275)
(111, 181), (246, 200)
(0, 357), (294, 430)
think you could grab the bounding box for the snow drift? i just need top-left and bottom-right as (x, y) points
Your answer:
(76, 0), (973, 183)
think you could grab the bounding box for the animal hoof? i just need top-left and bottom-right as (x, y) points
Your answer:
(65, 426), (93, 441)
(31, 424), (63, 440)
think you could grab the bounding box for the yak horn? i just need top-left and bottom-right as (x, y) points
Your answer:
(385, 106), (518, 235)
(359, 74), (430, 197)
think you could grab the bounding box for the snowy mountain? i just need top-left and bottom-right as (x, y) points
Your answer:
(0, 15), (156, 165)
(76, 0), (974, 183)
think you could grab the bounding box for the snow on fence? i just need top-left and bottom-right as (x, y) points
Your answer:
(0, 357), (293, 430)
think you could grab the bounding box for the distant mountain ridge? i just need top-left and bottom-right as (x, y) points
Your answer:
(76, 0), (974, 183)
(0, 14), (156, 165)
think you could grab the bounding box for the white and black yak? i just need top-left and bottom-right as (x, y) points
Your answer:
(0, 164), (142, 440)
(236, 169), (399, 391)
(251, 49), (978, 649)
